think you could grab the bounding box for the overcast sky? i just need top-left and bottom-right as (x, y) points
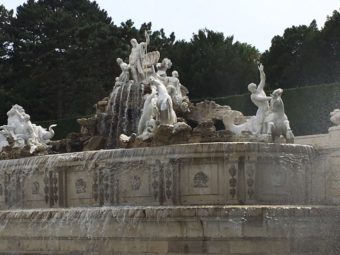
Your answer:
(2, 0), (340, 52)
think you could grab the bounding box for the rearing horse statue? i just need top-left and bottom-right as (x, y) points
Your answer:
(264, 88), (294, 143)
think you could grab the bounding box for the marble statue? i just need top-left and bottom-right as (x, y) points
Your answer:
(0, 105), (56, 154)
(330, 109), (340, 126)
(150, 76), (177, 125)
(222, 111), (257, 135)
(114, 58), (130, 87)
(129, 31), (150, 84)
(142, 51), (160, 80)
(137, 86), (159, 140)
(247, 64), (272, 134)
(264, 88), (294, 143)
(156, 58), (172, 78)
(223, 63), (270, 136)
(167, 70), (190, 112)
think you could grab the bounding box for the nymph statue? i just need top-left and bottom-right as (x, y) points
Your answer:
(138, 86), (159, 140)
(150, 76), (177, 125)
(167, 70), (190, 112)
(114, 58), (130, 87)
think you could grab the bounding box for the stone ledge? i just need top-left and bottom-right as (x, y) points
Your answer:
(0, 205), (338, 254)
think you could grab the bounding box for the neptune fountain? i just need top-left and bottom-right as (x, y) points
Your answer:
(0, 32), (339, 254)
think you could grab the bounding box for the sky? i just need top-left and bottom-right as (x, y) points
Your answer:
(1, 0), (340, 52)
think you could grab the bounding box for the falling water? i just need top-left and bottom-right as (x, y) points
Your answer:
(0, 205), (338, 254)
(103, 82), (144, 149)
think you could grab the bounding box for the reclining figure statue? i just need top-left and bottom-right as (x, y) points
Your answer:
(0, 104), (56, 154)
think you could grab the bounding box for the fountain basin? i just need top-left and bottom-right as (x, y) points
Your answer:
(0, 205), (338, 254)
(0, 142), (316, 209)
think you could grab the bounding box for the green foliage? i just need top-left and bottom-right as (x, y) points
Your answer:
(166, 29), (260, 98)
(36, 115), (86, 140)
(261, 10), (340, 89)
(0, 1), (339, 139)
(0, 0), (128, 122)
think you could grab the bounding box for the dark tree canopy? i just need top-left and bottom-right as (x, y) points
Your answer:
(3, 0), (121, 121)
(165, 29), (259, 98)
(261, 10), (340, 89)
(0, 1), (339, 125)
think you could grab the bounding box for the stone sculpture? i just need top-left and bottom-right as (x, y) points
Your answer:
(137, 86), (159, 140)
(0, 105), (56, 155)
(156, 58), (172, 78)
(264, 88), (294, 143)
(150, 76), (177, 125)
(223, 64), (294, 143)
(114, 58), (130, 87)
(129, 31), (150, 84)
(55, 38), (295, 151)
(223, 112), (257, 135)
(223, 64), (270, 136)
(247, 64), (272, 134)
(330, 109), (340, 126)
(167, 70), (190, 112)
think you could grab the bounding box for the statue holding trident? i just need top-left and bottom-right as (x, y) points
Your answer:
(129, 31), (151, 84)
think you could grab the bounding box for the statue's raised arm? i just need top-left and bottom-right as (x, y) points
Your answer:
(144, 30), (150, 46)
(257, 63), (266, 92)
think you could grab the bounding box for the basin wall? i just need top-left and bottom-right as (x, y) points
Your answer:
(0, 143), (317, 209)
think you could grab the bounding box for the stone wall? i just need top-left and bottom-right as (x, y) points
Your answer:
(0, 206), (338, 254)
(295, 126), (340, 204)
(0, 143), (317, 209)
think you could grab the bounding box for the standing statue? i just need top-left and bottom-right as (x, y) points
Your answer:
(247, 64), (272, 134)
(150, 76), (177, 125)
(129, 31), (150, 84)
(167, 70), (190, 112)
(264, 88), (294, 143)
(114, 58), (130, 87)
(138, 86), (159, 138)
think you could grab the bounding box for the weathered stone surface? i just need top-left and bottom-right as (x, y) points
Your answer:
(82, 136), (106, 151)
(0, 143), (317, 209)
(0, 206), (338, 254)
(186, 100), (232, 124)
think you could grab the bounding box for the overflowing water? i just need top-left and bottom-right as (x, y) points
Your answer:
(100, 82), (144, 149)
(1, 143), (338, 254)
(0, 205), (338, 254)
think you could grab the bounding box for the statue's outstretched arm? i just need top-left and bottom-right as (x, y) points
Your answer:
(253, 95), (272, 102)
(257, 64), (266, 91)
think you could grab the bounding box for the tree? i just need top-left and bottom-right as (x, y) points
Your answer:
(5, 0), (120, 120)
(167, 29), (259, 99)
(0, 5), (15, 123)
(262, 12), (340, 89)
(320, 10), (340, 82)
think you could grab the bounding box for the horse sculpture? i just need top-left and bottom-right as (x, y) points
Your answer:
(264, 88), (294, 143)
